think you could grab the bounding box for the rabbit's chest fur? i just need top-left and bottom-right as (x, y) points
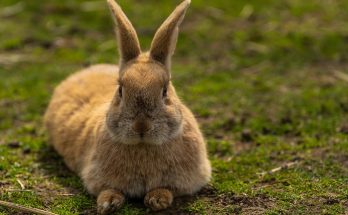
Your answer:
(81, 125), (210, 197)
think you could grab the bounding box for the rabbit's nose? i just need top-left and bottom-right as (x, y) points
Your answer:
(132, 119), (150, 136)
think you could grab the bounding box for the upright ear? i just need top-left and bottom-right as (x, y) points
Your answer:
(107, 0), (141, 67)
(149, 0), (191, 70)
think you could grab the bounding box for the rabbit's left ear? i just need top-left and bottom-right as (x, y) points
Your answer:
(149, 0), (191, 71)
(107, 0), (141, 68)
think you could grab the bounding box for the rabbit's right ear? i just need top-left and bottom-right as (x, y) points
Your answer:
(107, 0), (141, 68)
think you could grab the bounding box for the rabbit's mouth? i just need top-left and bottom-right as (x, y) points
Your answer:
(134, 136), (164, 146)
(108, 132), (165, 146)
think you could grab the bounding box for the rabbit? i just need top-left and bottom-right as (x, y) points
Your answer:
(44, 0), (211, 214)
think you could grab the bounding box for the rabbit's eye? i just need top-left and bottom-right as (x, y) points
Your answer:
(162, 87), (168, 98)
(118, 86), (123, 98)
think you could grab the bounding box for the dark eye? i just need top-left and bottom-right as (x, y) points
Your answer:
(118, 86), (123, 98)
(162, 87), (168, 98)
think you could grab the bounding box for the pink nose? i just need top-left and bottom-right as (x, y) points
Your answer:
(132, 120), (150, 135)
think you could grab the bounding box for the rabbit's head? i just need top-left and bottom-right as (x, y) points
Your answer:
(105, 0), (191, 145)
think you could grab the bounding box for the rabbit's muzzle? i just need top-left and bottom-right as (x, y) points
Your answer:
(132, 118), (151, 137)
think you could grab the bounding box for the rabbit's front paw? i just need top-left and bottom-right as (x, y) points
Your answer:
(97, 189), (125, 214)
(144, 188), (173, 211)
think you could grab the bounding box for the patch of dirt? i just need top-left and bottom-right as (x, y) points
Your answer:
(240, 129), (254, 142)
(233, 141), (254, 155)
(298, 195), (348, 215)
(338, 123), (348, 134)
(311, 146), (348, 169)
(220, 115), (238, 131)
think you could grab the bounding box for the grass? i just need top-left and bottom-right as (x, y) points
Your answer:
(0, 0), (348, 214)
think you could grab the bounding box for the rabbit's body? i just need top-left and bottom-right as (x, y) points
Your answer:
(45, 64), (117, 172)
(45, 63), (210, 198)
(45, 0), (210, 213)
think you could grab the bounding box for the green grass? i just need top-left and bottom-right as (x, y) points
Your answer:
(1, 0), (348, 214)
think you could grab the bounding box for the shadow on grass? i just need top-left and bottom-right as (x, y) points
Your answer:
(37, 145), (97, 214)
(37, 145), (84, 191)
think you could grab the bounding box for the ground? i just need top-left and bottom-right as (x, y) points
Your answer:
(0, 0), (348, 214)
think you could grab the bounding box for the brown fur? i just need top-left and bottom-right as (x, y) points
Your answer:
(144, 188), (173, 211)
(44, 0), (211, 214)
(97, 189), (125, 214)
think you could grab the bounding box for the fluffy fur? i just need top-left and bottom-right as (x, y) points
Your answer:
(44, 0), (211, 213)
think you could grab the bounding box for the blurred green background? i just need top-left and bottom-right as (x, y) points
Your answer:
(0, 0), (348, 214)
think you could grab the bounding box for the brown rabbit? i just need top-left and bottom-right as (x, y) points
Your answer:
(44, 0), (211, 213)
